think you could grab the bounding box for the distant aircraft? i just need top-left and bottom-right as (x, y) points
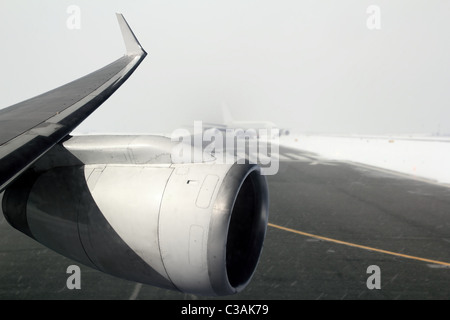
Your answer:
(206, 102), (290, 139)
(0, 14), (268, 296)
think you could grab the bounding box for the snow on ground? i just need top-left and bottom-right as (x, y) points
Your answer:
(278, 134), (450, 186)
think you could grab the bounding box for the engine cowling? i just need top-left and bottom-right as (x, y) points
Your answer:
(1, 135), (269, 296)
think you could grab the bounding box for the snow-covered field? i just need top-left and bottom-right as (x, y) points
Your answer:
(278, 134), (450, 186)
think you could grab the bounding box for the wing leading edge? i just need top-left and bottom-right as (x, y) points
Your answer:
(0, 14), (147, 192)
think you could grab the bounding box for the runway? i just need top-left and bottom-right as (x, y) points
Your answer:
(1, 144), (450, 299)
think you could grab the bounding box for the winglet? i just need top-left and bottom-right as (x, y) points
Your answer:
(116, 13), (147, 56)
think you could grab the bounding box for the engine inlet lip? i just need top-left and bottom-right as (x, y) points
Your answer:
(207, 163), (269, 296)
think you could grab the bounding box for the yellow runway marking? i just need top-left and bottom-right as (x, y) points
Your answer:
(268, 223), (450, 267)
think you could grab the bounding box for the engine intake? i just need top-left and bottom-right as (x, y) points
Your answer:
(1, 136), (269, 296)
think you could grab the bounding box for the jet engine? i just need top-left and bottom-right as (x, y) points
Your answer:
(1, 135), (269, 296)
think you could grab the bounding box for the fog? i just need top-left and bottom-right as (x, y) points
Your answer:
(1, 0), (450, 135)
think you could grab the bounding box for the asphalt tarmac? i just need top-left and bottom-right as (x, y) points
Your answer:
(1, 145), (450, 300)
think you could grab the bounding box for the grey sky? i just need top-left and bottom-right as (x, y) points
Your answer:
(1, 0), (450, 135)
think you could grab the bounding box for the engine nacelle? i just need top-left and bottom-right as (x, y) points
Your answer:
(1, 136), (269, 296)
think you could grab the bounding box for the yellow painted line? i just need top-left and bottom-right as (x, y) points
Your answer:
(268, 223), (450, 267)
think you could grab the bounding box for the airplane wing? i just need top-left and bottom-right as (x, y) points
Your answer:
(0, 13), (147, 192)
(0, 14), (269, 296)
